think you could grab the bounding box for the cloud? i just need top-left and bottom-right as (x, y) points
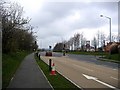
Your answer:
(9, 0), (118, 48)
(32, 2), (118, 48)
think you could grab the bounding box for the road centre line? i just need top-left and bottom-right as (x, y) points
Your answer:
(56, 59), (66, 63)
(73, 64), (93, 72)
(113, 69), (117, 70)
(11, 77), (14, 81)
(48, 57), (56, 59)
(110, 76), (118, 80)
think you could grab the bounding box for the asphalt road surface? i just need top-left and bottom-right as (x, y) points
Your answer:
(40, 52), (119, 90)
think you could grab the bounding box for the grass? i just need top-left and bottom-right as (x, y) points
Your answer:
(67, 51), (106, 56)
(67, 51), (119, 62)
(35, 55), (80, 90)
(103, 54), (120, 63)
(2, 51), (30, 88)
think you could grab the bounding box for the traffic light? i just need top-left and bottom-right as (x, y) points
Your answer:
(35, 41), (37, 45)
(49, 46), (52, 49)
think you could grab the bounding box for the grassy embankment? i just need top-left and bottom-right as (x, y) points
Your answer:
(2, 51), (30, 88)
(35, 55), (80, 90)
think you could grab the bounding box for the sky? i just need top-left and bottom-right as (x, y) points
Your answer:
(9, 0), (119, 49)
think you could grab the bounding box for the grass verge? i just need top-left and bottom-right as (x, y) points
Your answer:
(67, 51), (106, 56)
(2, 51), (30, 88)
(103, 54), (120, 63)
(67, 51), (119, 63)
(35, 55), (80, 90)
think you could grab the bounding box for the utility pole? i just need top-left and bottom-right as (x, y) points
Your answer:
(100, 15), (112, 43)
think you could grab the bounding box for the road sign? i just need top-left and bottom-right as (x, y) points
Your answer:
(86, 41), (90, 48)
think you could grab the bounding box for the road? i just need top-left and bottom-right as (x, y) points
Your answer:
(40, 52), (119, 90)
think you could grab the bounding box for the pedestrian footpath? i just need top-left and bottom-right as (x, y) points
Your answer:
(7, 53), (52, 89)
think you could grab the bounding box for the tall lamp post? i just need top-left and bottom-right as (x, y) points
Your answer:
(100, 15), (111, 43)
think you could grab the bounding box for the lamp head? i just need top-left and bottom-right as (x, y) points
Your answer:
(100, 15), (103, 17)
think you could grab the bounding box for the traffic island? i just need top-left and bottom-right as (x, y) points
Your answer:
(35, 55), (80, 90)
(96, 55), (120, 63)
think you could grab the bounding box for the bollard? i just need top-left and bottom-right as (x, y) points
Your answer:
(39, 54), (40, 60)
(36, 52), (38, 57)
(49, 59), (52, 72)
(63, 52), (65, 56)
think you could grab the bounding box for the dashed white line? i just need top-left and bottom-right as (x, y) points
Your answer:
(73, 64), (93, 72)
(110, 76), (118, 80)
(56, 59), (66, 63)
(113, 69), (117, 70)
(11, 77), (14, 81)
(48, 57), (56, 59)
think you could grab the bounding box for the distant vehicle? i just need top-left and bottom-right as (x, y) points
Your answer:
(45, 51), (52, 56)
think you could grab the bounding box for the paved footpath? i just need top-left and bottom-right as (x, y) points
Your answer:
(8, 53), (52, 89)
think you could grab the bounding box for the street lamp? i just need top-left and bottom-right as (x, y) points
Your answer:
(100, 15), (112, 43)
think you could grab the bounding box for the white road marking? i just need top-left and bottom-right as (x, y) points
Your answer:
(113, 69), (117, 70)
(62, 55), (68, 57)
(73, 64), (93, 72)
(110, 76), (118, 80)
(82, 74), (117, 89)
(48, 57), (56, 59)
(57, 60), (66, 63)
(11, 77), (14, 81)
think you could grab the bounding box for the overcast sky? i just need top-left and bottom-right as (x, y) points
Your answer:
(9, 0), (119, 49)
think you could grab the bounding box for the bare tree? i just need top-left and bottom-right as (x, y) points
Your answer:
(65, 40), (70, 50)
(73, 33), (80, 50)
(79, 33), (86, 51)
(2, 2), (37, 53)
(111, 34), (118, 42)
(100, 32), (106, 47)
(91, 37), (97, 51)
(96, 30), (100, 48)
(69, 37), (74, 50)
(65, 33), (86, 51)
(94, 31), (106, 50)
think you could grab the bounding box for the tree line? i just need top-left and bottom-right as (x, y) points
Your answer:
(1, 1), (38, 53)
(53, 31), (118, 52)
(53, 33), (86, 51)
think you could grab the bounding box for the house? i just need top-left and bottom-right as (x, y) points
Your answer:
(104, 42), (120, 54)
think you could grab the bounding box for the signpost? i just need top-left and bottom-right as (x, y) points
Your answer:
(63, 44), (65, 56)
(49, 46), (52, 50)
(86, 41), (90, 51)
(49, 59), (52, 71)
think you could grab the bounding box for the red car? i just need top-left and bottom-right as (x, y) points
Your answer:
(45, 51), (52, 56)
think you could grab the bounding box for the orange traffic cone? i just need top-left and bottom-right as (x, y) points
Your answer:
(50, 63), (56, 75)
